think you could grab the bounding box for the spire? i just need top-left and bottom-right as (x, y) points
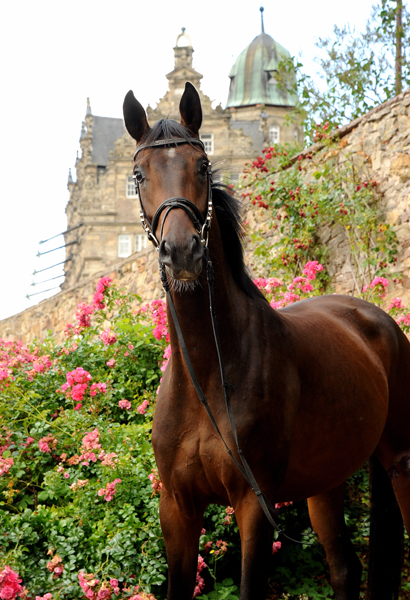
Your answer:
(67, 168), (73, 189)
(260, 6), (265, 34)
(86, 97), (92, 115)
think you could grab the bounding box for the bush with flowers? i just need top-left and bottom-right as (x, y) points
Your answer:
(1, 262), (410, 599)
(0, 277), (169, 599)
(0, 276), (245, 600)
(241, 137), (399, 299)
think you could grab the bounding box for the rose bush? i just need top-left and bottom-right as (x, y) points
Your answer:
(241, 138), (399, 300)
(0, 278), (241, 600)
(1, 265), (409, 599)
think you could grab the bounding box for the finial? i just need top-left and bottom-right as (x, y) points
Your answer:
(86, 97), (91, 115)
(260, 6), (265, 34)
(175, 27), (192, 48)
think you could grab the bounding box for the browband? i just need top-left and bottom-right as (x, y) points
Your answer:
(133, 137), (205, 161)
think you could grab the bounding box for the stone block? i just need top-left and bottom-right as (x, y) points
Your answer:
(387, 209), (400, 225)
(390, 153), (410, 182)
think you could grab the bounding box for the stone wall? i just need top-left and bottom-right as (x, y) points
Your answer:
(1, 89), (410, 344)
(243, 89), (410, 308)
(0, 246), (164, 344)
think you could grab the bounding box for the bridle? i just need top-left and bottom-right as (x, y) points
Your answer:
(133, 137), (213, 250)
(133, 136), (313, 546)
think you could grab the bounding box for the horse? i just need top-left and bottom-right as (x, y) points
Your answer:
(123, 81), (410, 600)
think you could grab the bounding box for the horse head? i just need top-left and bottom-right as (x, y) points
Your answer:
(123, 82), (211, 283)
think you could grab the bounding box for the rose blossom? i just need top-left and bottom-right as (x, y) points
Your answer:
(118, 399), (131, 410)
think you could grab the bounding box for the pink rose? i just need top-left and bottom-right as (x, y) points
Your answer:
(272, 541), (282, 554)
(118, 399), (131, 410)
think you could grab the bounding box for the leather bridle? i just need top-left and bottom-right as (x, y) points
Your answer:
(133, 137), (213, 250)
(133, 136), (313, 546)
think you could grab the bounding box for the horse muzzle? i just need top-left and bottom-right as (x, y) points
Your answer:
(158, 234), (204, 280)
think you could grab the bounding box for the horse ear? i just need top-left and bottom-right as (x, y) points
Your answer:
(123, 90), (151, 142)
(179, 82), (202, 136)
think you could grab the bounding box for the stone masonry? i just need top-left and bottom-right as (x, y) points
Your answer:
(0, 246), (164, 345)
(243, 88), (410, 309)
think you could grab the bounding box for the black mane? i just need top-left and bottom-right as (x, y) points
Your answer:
(140, 119), (267, 302)
(211, 184), (266, 302)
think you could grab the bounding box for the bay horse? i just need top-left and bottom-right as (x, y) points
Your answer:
(123, 82), (410, 600)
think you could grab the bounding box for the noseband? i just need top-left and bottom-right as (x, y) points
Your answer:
(133, 137), (213, 250)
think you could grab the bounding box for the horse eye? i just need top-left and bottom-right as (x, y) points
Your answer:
(200, 162), (209, 175)
(134, 171), (143, 183)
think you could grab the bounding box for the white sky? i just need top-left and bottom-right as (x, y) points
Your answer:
(0, 0), (382, 321)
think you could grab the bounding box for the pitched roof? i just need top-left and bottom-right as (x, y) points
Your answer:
(91, 116), (125, 166)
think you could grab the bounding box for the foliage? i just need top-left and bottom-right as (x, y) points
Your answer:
(0, 278), (170, 599)
(274, 1), (410, 143)
(241, 138), (401, 299)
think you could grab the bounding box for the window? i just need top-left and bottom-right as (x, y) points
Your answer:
(134, 234), (148, 253)
(200, 133), (214, 155)
(126, 175), (137, 198)
(267, 70), (278, 86)
(97, 166), (106, 183)
(294, 129), (299, 142)
(118, 234), (131, 258)
(269, 125), (280, 144)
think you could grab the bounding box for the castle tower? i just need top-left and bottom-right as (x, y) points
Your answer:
(226, 7), (301, 147)
(147, 28), (208, 120)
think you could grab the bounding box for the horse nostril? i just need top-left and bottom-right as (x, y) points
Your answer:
(159, 240), (172, 265)
(190, 235), (204, 261)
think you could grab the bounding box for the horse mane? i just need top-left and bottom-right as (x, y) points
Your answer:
(140, 119), (267, 302)
(210, 184), (267, 302)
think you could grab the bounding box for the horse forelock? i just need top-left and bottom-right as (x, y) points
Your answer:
(140, 119), (199, 147)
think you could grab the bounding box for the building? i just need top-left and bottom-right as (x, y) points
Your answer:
(63, 16), (300, 289)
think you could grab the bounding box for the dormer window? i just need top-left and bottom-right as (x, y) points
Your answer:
(126, 175), (137, 198)
(267, 70), (278, 86)
(200, 134), (214, 155)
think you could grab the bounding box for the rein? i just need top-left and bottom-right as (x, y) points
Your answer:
(134, 136), (313, 546)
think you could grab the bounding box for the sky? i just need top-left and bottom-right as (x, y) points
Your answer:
(0, 0), (382, 321)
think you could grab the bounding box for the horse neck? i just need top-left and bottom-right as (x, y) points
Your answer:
(166, 222), (251, 365)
